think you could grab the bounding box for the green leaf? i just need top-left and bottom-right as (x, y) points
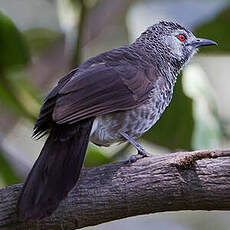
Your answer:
(0, 147), (20, 186)
(0, 79), (28, 117)
(84, 144), (112, 167)
(0, 11), (29, 72)
(143, 76), (194, 151)
(6, 71), (41, 118)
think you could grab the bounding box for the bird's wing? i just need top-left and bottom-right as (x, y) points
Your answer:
(52, 63), (159, 124)
(33, 68), (78, 136)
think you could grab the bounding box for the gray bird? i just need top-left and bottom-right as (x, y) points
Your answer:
(17, 21), (217, 220)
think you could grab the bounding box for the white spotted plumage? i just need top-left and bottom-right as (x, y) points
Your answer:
(90, 77), (173, 146)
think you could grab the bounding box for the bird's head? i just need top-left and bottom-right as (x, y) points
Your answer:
(136, 21), (217, 68)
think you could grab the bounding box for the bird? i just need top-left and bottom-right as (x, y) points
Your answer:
(17, 21), (217, 220)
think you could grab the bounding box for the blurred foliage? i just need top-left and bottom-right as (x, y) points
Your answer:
(85, 145), (112, 167)
(23, 28), (63, 57)
(0, 147), (20, 185)
(0, 10), (38, 185)
(0, 11), (29, 72)
(195, 6), (230, 53)
(0, 1), (229, 186)
(183, 64), (222, 149)
(143, 76), (194, 151)
(0, 11), (39, 121)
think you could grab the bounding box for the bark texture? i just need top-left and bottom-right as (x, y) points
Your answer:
(0, 149), (230, 230)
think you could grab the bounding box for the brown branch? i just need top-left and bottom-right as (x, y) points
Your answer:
(1, 149), (230, 229)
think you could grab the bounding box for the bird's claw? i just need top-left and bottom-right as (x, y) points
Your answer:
(125, 150), (151, 164)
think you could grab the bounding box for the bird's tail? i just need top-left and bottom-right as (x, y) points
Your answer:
(17, 118), (94, 220)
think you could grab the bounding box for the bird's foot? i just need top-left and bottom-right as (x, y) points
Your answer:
(126, 149), (151, 164)
(120, 131), (151, 164)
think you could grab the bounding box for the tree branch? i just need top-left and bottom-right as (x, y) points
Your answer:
(1, 149), (230, 230)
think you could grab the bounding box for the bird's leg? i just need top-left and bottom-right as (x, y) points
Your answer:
(120, 131), (151, 163)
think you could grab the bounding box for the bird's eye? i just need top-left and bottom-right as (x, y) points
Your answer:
(177, 34), (186, 42)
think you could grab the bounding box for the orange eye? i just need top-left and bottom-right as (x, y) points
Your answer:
(177, 34), (186, 42)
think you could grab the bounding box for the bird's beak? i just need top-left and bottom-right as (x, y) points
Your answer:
(190, 38), (217, 48)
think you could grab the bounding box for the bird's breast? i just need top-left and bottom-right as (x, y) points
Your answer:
(90, 84), (173, 147)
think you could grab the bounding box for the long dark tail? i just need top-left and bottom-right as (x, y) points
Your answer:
(17, 118), (94, 220)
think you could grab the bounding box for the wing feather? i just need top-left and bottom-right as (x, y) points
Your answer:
(33, 68), (78, 137)
(53, 64), (156, 124)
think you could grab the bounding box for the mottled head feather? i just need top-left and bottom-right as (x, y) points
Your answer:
(133, 21), (197, 77)
(142, 21), (190, 36)
(158, 21), (189, 33)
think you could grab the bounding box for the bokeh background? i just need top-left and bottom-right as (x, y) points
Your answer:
(0, 0), (230, 229)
